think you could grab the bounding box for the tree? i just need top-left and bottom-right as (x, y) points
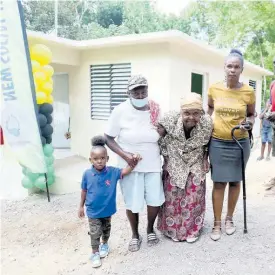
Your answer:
(180, 0), (216, 43)
(22, 0), (191, 39)
(96, 1), (124, 28)
(23, 0), (55, 33)
(23, 0), (275, 96)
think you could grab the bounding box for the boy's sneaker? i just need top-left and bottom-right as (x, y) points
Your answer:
(99, 243), (109, 258)
(90, 252), (101, 268)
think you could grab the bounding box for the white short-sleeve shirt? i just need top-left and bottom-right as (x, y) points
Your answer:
(105, 100), (161, 172)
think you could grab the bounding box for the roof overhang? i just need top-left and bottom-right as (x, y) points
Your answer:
(27, 30), (273, 76)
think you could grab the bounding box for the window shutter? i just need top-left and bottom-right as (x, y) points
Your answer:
(90, 63), (131, 120)
(90, 65), (111, 120)
(111, 63), (131, 110)
(249, 80), (256, 92)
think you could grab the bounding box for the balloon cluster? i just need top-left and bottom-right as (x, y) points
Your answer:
(22, 144), (55, 189)
(21, 44), (56, 190)
(31, 44), (54, 105)
(38, 103), (53, 146)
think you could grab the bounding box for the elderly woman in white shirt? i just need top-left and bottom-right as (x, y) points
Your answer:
(105, 75), (164, 252)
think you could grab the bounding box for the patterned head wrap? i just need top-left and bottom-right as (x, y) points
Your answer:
(180, 93), (203, 111)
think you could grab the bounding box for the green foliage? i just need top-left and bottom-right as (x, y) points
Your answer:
(22, 0), (191, 39)
(23, 0), (274, 98)
(97, 1), (124, 28)
(23, 0), (55, 33)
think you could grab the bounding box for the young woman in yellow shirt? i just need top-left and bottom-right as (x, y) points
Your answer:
(207, 49), (256, 241)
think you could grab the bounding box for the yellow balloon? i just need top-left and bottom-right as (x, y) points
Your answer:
(34, 80), (42, 94)
(41, 82), (53, 95)
(30, 44), (52, 66)
(34, 71), (47, 87)
(36, 91), (47, 105)
(48, 78), (53, 85)
(46, 95), (54, 104)
(42, 65), (54, 79)
(31, 60), (41, 73)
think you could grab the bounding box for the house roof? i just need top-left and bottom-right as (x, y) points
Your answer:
(27, 30), (273, 76)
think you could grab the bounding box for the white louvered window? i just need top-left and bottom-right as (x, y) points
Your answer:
(249, 80), (257, 92)
(90, 63), (131, 120)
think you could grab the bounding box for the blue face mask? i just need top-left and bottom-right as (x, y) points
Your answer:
(131, 97), (149, 108)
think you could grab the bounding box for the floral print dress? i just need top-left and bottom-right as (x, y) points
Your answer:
(157, 173), (206, 240)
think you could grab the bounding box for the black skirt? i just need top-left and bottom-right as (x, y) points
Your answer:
(209, 138), (250, 183)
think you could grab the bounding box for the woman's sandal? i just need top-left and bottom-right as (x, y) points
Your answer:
(147, 232), (159, 247)
(225, 216), (236, 235)
(210, 221), (222, 241)
(128, 236), (142, 252)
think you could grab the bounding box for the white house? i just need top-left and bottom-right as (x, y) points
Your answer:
(27, 30), (273, 160)
(2, 30), (273, 198)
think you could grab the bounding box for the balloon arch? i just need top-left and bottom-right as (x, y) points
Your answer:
(22, 44), (56, 190)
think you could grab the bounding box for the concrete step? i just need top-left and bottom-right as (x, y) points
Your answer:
(49, 155), (89, 195)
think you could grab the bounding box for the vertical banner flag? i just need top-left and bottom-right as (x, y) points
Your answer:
(0, 0), (47, 173)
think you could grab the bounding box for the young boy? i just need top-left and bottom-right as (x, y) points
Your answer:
(78, 136), (141, 268)
(258, 100), (273, 161)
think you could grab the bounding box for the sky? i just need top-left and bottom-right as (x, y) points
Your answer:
(155, 0), (191, 15)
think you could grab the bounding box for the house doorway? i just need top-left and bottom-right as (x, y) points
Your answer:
(191, 72), (203, 96)
(191, 71), (209, 109)
(52, 73), (70, 149)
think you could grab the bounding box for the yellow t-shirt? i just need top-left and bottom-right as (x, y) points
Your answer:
(208, 82), (256, 140)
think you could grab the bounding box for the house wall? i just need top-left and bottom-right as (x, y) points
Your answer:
(68, 43), (171, 158)
(2, 34), (265, 198)
(169, 44), (224, 111)
(45, 42), (264, 158)
(28, 38), (80, 66)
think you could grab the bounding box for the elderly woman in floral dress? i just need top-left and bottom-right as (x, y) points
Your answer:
(157, 93), (213, 243)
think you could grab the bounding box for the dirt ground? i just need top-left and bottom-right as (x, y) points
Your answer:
(1, 145), (275, 275)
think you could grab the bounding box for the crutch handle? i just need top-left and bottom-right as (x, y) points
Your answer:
(231, 123), (251, 140)
(241, 123), (253, 131)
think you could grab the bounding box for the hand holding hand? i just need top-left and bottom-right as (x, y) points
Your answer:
(133, 153), (142, 161)
(123, 152), (137, 168)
